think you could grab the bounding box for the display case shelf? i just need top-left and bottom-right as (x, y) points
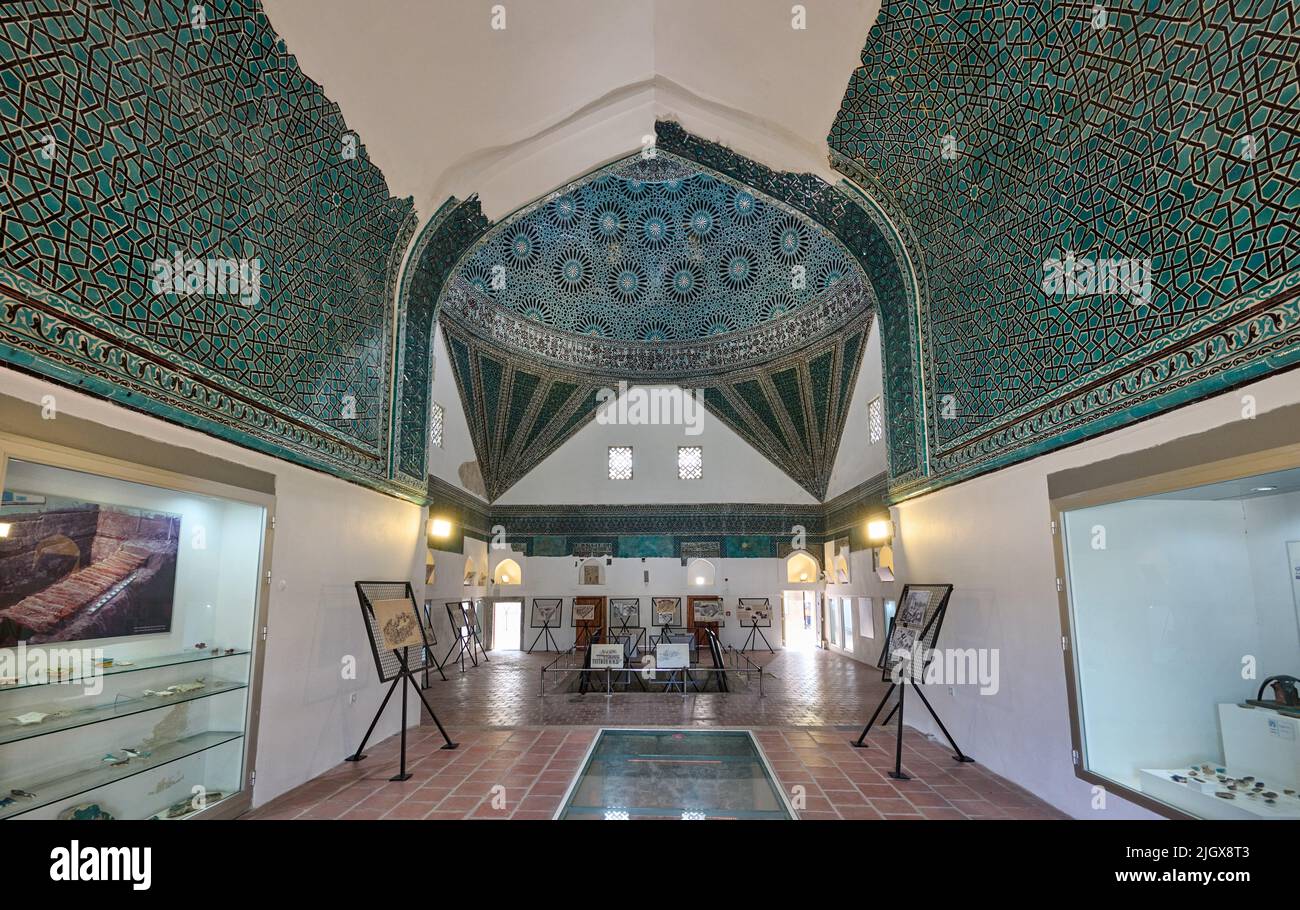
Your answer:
(0, 678), (248, 747)
(0, 648), (251, 693)
(1, 730), (244, 820)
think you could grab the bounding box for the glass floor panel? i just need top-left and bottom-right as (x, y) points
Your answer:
(557, 729), (794, 820)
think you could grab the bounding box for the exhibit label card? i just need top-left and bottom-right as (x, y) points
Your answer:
(590, 643), (624, 669)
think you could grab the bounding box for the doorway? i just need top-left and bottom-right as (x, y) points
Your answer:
(782, 590), (818, 650)
(492, 600), (522, 650)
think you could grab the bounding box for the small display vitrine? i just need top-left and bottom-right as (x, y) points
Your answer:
(0, 433), (272, 820)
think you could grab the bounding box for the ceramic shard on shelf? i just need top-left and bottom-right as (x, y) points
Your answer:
(58, 803), (114, 821)
(10, 712), (49, 725)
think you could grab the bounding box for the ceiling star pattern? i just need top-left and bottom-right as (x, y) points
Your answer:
(454, 154), (858, 342)
(0, 0), (418, 496)
(829, 0), (1300, 498)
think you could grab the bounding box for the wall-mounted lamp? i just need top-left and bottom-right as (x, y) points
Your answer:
(695, 576), (705, 585)
(428, 517), (453, 546)
(866, 518), (894, 544)
(867, 516), (895, 581)
(0, 522), (10, 538)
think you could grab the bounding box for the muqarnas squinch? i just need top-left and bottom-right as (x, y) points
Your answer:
(0, 502), (180, 646)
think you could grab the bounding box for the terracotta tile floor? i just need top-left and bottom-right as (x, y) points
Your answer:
(246, 648), (1064, 820)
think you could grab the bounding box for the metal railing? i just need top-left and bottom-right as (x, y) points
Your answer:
(538, 644), (765, 697)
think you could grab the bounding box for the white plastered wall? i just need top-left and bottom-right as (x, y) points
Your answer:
(484, 552), (795, 652)
(496, 385), (817, 505)
(826, 320), (887, 498)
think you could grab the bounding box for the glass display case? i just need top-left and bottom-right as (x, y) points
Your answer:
(1057, 462), (1300, 819)
(0, 438), (270, 820)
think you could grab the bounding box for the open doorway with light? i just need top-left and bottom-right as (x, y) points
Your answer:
(492, 600), (522, 650)
(782, 590), (818, 650)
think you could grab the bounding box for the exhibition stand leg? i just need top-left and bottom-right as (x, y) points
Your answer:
(527, 621), (559, 653)
(911, 682), (976, 764)
(740, 624), (775, 654)
(889, 682), (908, 780)
(850, 682), (896, 747)
(422, 644), (449, 687)
(850, 681), (974, 779)
(467, 627), (490, 664)
(441, 633), (470, 672)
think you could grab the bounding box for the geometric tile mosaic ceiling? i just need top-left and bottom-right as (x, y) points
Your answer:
(454, 154), (860, 342)
(0, 0), (417, 497)
(830, 0), (1300, 499)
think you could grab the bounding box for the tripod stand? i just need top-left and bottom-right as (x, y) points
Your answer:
(527, 618), (560, 653)
(739, 621), (774, 653)
(347, 646), (457, 780)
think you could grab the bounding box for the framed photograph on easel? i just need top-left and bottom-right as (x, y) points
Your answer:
(737, 597), (774, 653)
(651, 596), (681, 627)
(528, 597), (563, 653)
(530, 597), (563, 628)
(350, 581), (456, 780)
(609, 597), (640, 629)
(878, 584), (952, 683)
(737, 597), (772, 628)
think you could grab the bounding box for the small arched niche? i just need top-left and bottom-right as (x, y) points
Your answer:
(687, 558), (715, 586)
(493, 557), (522, 586)
(786, 550), (820, 584)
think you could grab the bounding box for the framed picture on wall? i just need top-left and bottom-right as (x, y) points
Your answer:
(581, 564), (601, 585)
(651, 596), (681, 627)
(530, 597), (562, 628)
(609, 597), (640, 627)
(737, 597), (772, 628)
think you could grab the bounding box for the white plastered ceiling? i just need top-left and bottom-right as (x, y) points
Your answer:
(261, 0), (879, 222)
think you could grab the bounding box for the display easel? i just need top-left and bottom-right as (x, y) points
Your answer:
(573, 597), (603, 650)
(574, 623), (599, 650)
(527, 598), (563, 653)
(442, 600), (489, 670)
(419, 598), (449, 687)
(738, 597), (775, 653)
(607, 631), (647, 690)
(608, 597), (641, 648)
(349, 581), (457, 780)
(850, 583), (973, 780)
